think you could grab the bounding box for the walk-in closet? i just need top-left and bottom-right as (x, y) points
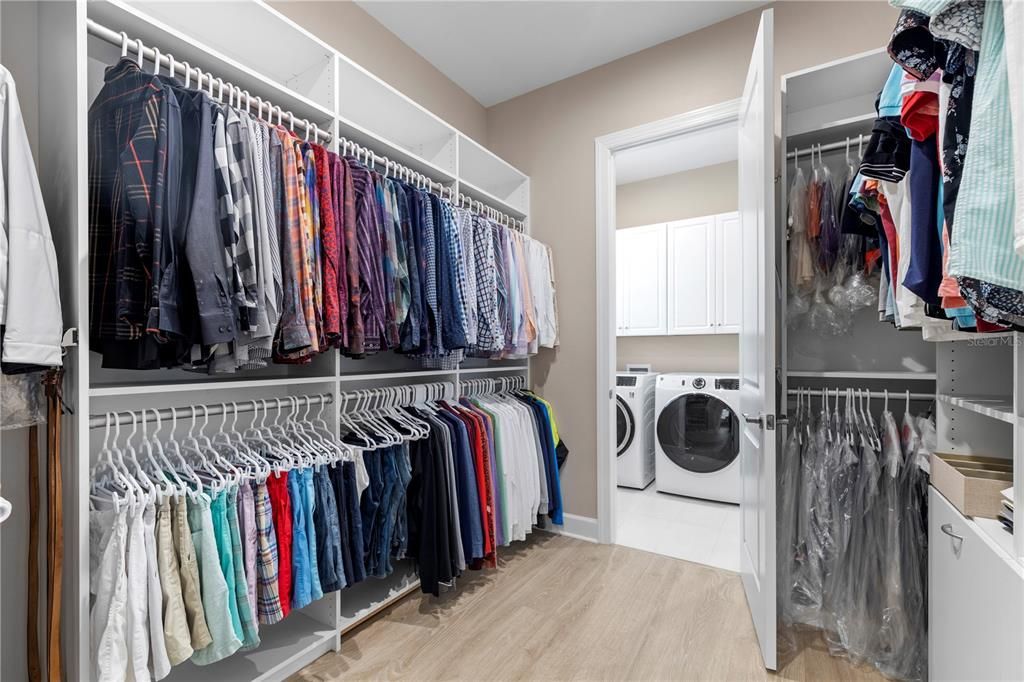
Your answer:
(1, 1), (1022, 681)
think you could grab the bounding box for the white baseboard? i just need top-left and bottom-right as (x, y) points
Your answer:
(543, 513), (600, 543)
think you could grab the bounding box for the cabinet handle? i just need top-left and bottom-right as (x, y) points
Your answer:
(940, 523), (963, 542)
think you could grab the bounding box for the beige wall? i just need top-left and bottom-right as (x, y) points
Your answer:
(487, 2), (898, 519)
(270, 1), (488, 141)
(616, 161), (739, 374)
(616, 161), (737, 227)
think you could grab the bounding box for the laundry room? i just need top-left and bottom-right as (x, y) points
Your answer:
(613, 122), (743, 569)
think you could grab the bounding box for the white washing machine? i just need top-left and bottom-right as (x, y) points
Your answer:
(616, 371), (658, 489)
(654, 373), (741, 504)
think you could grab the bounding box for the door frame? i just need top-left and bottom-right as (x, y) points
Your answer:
(593, 98), (741, 544)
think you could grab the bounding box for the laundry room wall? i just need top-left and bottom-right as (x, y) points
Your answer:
(485, 1), (899, 520)
(616, 162), (739, 375)
(269, 1), (488, 141)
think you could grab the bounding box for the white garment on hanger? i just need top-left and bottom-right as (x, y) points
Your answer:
(0, 65), (63, 366)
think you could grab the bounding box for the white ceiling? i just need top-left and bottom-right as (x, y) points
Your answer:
(615, 122), (738, 185)
(355, 1), (766, 106)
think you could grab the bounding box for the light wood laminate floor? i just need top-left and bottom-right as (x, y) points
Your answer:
(296, 533), (885, 681)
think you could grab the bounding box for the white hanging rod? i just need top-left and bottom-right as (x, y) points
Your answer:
(340, 382), (456, 412)
(86, 19), (332, 144)
(460, 375), (527, 396)
(86, 19), (526, 231)
(786, 134), (867, 160)
(786, 388), (933, 401)
(338, 135), (525, 231)
(88, 393), (333, 429)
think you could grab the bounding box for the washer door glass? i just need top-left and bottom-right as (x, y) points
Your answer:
(656, 393), (739, 473)
(616, 396), (635, 457)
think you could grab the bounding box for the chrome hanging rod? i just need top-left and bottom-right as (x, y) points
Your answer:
(88, 393), (333, 429)
(86, 19), (332, 144)
(786, 388), (933, 401)
(786, 134), (867, 160)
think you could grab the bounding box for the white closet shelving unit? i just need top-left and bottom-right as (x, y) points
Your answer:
(0, 1), (532, 680)
(779, 47), (1023, 678)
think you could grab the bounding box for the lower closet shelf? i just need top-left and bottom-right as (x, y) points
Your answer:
(341, 561), (421, 634)
(162, 612), (336, 682)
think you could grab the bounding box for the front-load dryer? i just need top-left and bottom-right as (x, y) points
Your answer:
(654, 373), (741, 504)
(616, 371), (658, 489)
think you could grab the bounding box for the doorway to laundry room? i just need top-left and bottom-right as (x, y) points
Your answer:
(608, 108), (743, 571)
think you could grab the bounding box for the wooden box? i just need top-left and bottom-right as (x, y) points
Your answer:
(931, 453), (1013, 520)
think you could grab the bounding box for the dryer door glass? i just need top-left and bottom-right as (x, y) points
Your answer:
(656, 393), (739, 473)
(616, 396), (635, 456)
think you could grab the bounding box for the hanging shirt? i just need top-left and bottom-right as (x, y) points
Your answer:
(0, 65), (62, 366)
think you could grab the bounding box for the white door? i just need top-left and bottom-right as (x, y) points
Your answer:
(619, 224), (667, 336)
(666, 216), (715, 334)
(715, 211), (742, 333)
(737, 8), (777, 671)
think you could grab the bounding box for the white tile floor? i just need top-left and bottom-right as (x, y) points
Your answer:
(615, 484), (741, 572)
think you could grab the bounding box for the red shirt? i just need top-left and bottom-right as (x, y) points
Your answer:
(266, 471), (293, 617)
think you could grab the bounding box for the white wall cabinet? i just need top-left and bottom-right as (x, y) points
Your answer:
(616, 223), (667, 336)
(666, 216), (715, 334)
(714, 212), (742, 333)
(617, 211), (739, 337)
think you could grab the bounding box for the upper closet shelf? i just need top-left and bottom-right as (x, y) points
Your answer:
(458, 134), (529, 214)
(89, 375), (337, 398)
(783, 47), (891, 140)
(937, 394), (1016, 424)
(460, 179), (528, 220)
(787, 370), (937, 381)
(335, 54), (458, 176)
(335, 114), (457, 184)
(88, 0), (336, 122)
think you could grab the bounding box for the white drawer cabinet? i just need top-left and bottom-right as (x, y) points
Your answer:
(929, 487), (1024, 681)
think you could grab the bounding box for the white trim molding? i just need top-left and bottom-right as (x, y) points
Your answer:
(545, 514), (601, 543)
(593, 98), (741, 545)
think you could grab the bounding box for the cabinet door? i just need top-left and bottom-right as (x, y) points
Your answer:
(930, 487), (1024, 681)
(666, 217), (715, 335)
(619, 224), (667, 336)
(715, 211), (742, 333)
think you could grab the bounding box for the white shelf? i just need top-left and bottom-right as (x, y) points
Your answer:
(340, 566), (421, 634)
(787, 370), (937, 381)
(937, 394), (1016, 424)
(458, 134), (528, 212)
(459, 178), (528, 219)
(161, 612), (336, 682)
(336, 113), (457, 183)
(973, 517), (1020, 567)
(460, 365), (530, 374)
(339, 369), (456, 383)
(335, 54), (457, 175)
(88, 0), (336, 120)
(89, 375), (337, 397)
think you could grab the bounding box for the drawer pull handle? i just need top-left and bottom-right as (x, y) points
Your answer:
(941, 523), (964, 556)
(940, 523), (964, 541)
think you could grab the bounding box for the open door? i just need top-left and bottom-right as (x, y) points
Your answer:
(737, 8), (778, 671)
